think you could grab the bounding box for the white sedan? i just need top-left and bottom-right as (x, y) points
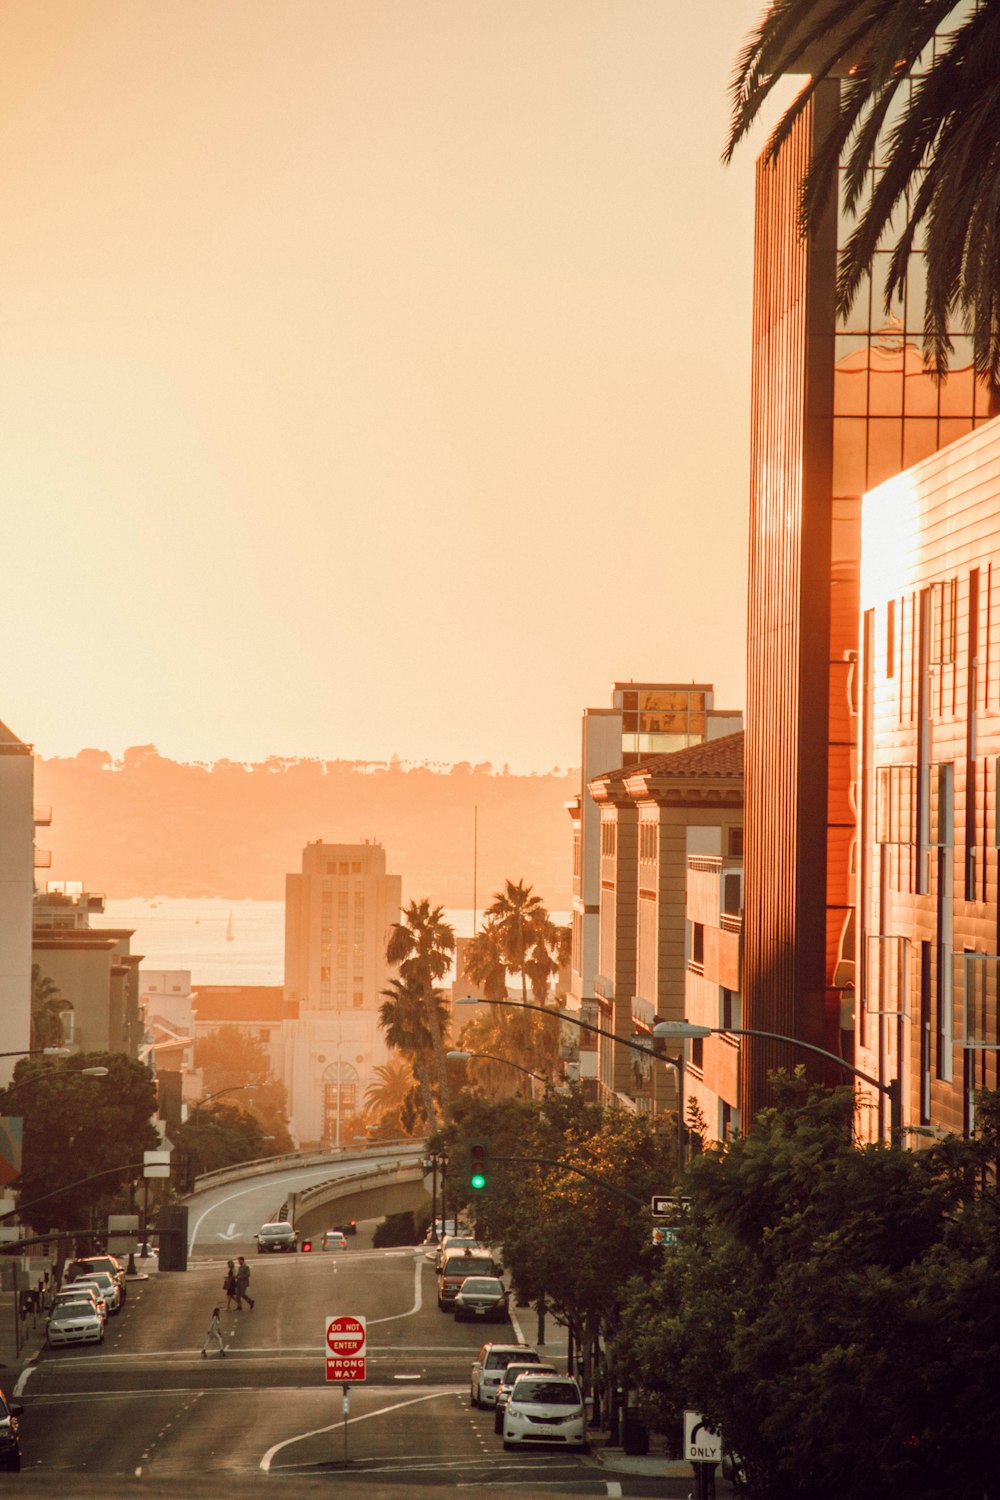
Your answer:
(74, 1271), (122, 1313)
(47, 1300), (105, 1347)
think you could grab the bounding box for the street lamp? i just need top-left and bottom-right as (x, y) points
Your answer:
(446, 1049), (547, 1087)
(0, 1048), (71, 1058)
(454, 997), (686, 1174)
(652, 1020), (903, 1145)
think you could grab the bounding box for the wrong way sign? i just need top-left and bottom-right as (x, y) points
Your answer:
(325, 1314), (367, 1382)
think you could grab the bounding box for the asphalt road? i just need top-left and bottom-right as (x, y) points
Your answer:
(12, 1227), (697, 1498)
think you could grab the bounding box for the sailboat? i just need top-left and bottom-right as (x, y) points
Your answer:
(225, 911), (235, 943)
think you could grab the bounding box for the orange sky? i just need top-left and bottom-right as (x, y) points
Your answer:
(2, 2), (767, 770)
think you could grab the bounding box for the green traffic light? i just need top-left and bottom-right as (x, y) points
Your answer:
(470, 1172), (486, 1190)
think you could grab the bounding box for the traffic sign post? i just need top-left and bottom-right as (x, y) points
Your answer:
(651, 1194), (690, 1219)
(325, 1314), (367, 1382)
(684, 1410), (722, 1499)
(326, 1315), (366, 1467)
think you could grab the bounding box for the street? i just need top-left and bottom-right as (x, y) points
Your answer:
(8, 1228), (701, 1499)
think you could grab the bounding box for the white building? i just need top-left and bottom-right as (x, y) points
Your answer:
(282, 840), (401, 1146)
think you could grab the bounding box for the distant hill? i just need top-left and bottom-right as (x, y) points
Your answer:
(35, 748), (577, 910)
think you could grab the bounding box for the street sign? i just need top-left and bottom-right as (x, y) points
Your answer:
(651, 1194), (691, 1218)
(652, 1226), (679, 1247)
(684, 1411), (723, 1464)
(325, 1314), (367, 1383)
(143, 1150), (171, 1180)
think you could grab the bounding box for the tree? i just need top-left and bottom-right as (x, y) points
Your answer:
(463, 919), (508, 1002)
(483, 879), (544, 1007)
(30, 963), (72, 1050)
(172, 1100), (269, 1190)
(726, 0), (1000, 383)
(3, 1054), (159, 1231)
(385, 900), (455, 1109)
(611, 1074), (1000, 1500)
(193, 1027), (293, 1152)
(378, 976), (445, 1131)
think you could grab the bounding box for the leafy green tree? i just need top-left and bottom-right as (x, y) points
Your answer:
(483, 879), (544, 1007)
(463, 919), (508, 1002)
(3, 1054), (159, 1231)
(612, 1074), (1000, 1499)
(194, 1026), (293, 1152)
(172, 1100), (269, 1190)
(30, 963), (72, 1050)
(386, 900), (455, 1108)
(727, 0), (1000, 382)
(363, 1057), (415, 1123)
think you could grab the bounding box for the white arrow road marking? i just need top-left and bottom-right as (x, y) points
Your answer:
(216, 1223), (238, 1240)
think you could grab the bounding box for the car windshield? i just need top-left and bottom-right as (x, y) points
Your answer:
(51, 1303), (97, 1320)
(459, 1278), (501, 1294)
(446, 1256), (493, 1276)
(513, 1379), (581, 1406)
(502, 1364), (555, 1386)
(261, 1225), (292, 1235)
(79, 1273), (113, 1287)
(486, 1349), (535, 1369)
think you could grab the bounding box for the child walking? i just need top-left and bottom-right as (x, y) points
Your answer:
(201, 1307), (226, 1357)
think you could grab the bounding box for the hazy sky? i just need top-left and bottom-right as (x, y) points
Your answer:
(2, 1), (768, 771)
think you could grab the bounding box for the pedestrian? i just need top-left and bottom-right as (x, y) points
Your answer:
(235, 1255), (254, 1310)
(224, 1259), (239, 1310)
(201, 1307), (226, 1358)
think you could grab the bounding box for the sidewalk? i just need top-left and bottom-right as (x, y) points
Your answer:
(586, 1431), (738, 1493)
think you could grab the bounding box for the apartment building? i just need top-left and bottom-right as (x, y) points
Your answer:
(588, 731), (744, 1116)
(857, 417), (1000, 1142)
(568, 683), (740, 1105)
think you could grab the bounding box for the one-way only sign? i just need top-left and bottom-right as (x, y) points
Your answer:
(326, 1314), (367, 1383)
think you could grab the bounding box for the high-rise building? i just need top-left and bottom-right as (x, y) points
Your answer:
(743, 72), (996, 1128)
(282, 840), (401, 1146)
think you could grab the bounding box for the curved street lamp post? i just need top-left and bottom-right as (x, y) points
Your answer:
(652, 1021), (902, 1146)
(454, 996), (687, 1173)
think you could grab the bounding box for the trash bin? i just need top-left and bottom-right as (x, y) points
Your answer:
(622, 1413), (649, 1456)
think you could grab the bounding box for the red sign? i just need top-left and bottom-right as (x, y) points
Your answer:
(326, 1314), (366, 1382)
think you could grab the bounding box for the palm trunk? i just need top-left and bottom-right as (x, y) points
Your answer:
(413, 1053), (439, 1133)
(423, 990), (451, 1116)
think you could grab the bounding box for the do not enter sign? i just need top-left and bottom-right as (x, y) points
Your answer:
(325, 1314), (367, 1383)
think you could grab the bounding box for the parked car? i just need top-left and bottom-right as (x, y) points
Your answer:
(0, 1387), (23, 1471)
(438, 1247), (500, 1310)
(74, 1271), (122, 1313)
(53, 1285), (107, 1323)
(256, 1221), (298, 1253)
(47, 1299), (106, 1347)
(322, 1230), (348, 1251)
(434, 1234), (481, 1272)
(470, 1342), (541, 1408)
(67, 1254), (127, 1303)
(453, 1276), (509, 1323)
(494, 1362), (558, 1433)
(503, 1373), (588, 1451)
(494, 1362), (560, 1428)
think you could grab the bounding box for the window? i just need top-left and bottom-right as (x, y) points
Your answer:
(601, 822), (617, 857)
(639, 823), (658, 861)
(690, 922), (704, 969)
(875, 764), (917, 844)
(353, 991), (364, 1009)
(929, 579), (956, 665)
(726, 826), (744, 859)
(928, 763), (954, 847)
(865, 934), (909, 1015)
(886, 598), (896, 678)
(956, 952), (1000, 1048)
(721, 988), (741, 1030)
(690, 1036), (704, 1070)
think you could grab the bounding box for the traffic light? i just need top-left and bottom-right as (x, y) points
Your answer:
(301, 1238), (312, 1253)
(467, 1138), (490, 1193)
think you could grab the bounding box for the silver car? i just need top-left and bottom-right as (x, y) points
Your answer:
(47, 1300), (105, 1347)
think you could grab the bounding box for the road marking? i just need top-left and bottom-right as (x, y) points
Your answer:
(12, 1367), (36, 1398)
(260, 1389), (454, 1472)
(217, 1223), (238, 1240)
(367, 1250), (422, 1326)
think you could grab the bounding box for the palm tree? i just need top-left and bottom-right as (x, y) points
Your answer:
(483, 879), (545, 1007)
(385, 900), (455, 1110)
(726, 0), (1000, 383)
(30, 964), (72, 1050)
(378, 976), (446, 1130)
(363, 1057), (415, 1122)
(463, 918), (508, 1002)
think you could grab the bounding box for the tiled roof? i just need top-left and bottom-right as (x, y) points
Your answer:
(595, 730), (744, 786)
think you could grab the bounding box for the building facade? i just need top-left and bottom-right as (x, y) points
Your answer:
(282, 840), (400, 1146)
(858, 417), (1000, 1142)
(588, 731), (744, 1117)
(568, 683), (740, 1104)
(743, 76), (997, 1128)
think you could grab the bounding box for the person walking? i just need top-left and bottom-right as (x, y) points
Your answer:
(201, 1307), (226, 1358)
(235, 1255), (254, 1310)
(224, 1260), (239, 1311)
